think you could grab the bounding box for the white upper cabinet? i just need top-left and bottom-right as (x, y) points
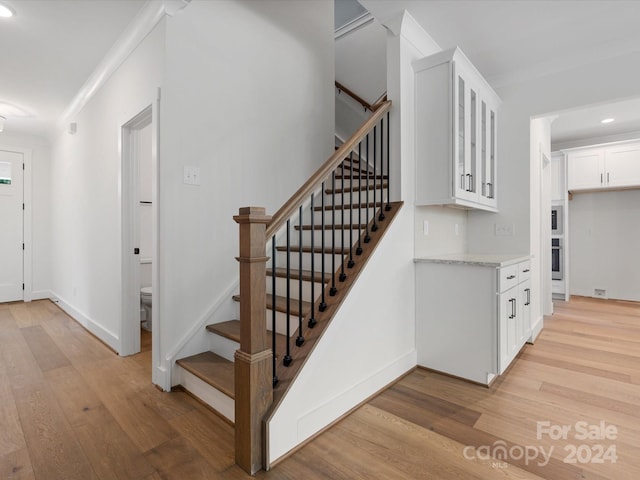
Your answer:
(567, 141), (640, 192)
(414, 47), (500, 212)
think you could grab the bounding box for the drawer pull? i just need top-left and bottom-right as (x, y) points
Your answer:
(522, 269), (530, 273)
(506, 275), (516, 280)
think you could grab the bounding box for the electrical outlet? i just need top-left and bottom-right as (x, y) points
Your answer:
(594, 288), (606, 298)
(495, 223), (514, 236)
(423, 220), (429, 236)
(454, 223), (459, 236)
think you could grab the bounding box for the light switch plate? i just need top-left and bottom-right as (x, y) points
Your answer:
(183, 166), (200, 185)
(423, 220), (429, 235)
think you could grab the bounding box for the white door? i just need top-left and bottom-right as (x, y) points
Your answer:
(0, 149), (24, 302)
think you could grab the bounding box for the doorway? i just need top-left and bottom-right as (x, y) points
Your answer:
(121, 105), (157, 371)
(0, 146), (32, 303)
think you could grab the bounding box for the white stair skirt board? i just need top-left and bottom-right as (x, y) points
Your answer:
(177, 367), (235, 423)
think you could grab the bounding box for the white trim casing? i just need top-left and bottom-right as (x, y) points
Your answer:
(0, 144), (32, 302)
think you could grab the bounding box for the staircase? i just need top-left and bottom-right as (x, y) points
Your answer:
(175, 99), (398, 473)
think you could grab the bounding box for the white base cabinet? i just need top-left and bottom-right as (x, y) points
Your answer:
(415, 255), (531, 385)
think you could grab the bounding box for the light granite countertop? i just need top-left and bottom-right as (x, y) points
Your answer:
(414, 253), (531, 268)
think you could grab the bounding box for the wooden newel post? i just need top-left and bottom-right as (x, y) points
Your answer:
(233, 206), (273, 474)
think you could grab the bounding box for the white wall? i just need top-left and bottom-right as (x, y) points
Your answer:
(49, 21), (165, 351)
(334, 20), (386, 145)
(569, 189), (640, 302)
(160, 0), (334, 384)
(335, 20), (387, 104)
(414, 206), (467, 256)
(0, 131), (51, 298)
(267, 204), (416, 464)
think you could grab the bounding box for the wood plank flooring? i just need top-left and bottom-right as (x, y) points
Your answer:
(1, 296), (639, 479)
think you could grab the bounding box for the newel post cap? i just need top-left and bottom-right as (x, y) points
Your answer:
(233, 206), (272, 225)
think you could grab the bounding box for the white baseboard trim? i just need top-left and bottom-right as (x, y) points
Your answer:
(177, 367), (234, 423)
(31, 290), (52, 301)
(50, 292), (120, 353)
(530, 315), (544, 343)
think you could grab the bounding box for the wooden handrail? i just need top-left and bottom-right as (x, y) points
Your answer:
(335, 81), (387, 113)
(371, 92), (388, 110)
(266, 100), (391, 239)
(335, 81), (373, 111)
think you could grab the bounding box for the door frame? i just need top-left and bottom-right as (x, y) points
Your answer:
(120, 102), (157, 363)
(0, 144), (32, 302)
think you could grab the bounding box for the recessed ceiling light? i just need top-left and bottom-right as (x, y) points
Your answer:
(0, 3), (15, 18)
(601, 118), (615, 124)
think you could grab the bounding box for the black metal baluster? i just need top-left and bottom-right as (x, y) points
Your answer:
(356, 141), (363, 255)
(364, 133), (371, 243)
(319, 182), (327, 311)
(378, 117), (386, 221)
(348, 150), (355, 268)
(271, 238), (278, 386)
(385, 111), (391, 211)
(308, 193), (317, 327)
(339, 159), (344, 282)
(372, 125), (378, 232)
(296, 206), (304, 347)
(283, 220), (292, 367)
(330, 171), (337, 296)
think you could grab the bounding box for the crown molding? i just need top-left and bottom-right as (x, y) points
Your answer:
(52, 0), (191, 139)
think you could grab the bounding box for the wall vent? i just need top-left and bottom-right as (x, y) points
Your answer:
(594, 288), (606, 298)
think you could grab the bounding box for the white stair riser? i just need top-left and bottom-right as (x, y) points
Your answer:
(178, 368), (234, 422)
(297, 228), (367, 249)
(322, 189), (388, 207)
(267, 277), (325, 302)
(312, 206), (378, 225)
(268, 308), (306, 337)
(273, 251), (347, 272)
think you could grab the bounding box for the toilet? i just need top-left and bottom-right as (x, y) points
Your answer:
(140, 287), (152, 331)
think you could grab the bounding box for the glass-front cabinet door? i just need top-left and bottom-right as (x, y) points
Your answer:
(452, 62), (478, 203)
(479, 100), (497, 208)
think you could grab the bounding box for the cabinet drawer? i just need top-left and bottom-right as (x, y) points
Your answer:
(499, 265), (518, 292)
(518, 261), (531, 282)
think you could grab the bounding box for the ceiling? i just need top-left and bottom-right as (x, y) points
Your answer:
(0, 0), (146, 137)
(2, 0), (640, 142)
(360, 0), (640, 145)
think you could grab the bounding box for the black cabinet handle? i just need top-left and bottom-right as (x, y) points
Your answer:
(507, 275), (516, 280)
(508, 298), (515, 319)
(522, 269), (530, 273)
(525, 288), (531, 306)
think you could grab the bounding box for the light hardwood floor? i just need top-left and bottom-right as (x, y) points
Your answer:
(1, 296), (639, 479)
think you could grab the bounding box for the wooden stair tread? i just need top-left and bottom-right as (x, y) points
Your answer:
(267, 267), (330, 283)
(325, 182), (388, 194)
(294, 224), (368, 231)
(206, 320), (287, 345)
(275, 245), (349, 255)
(338, 164), (372, 174)
(334, 174), (388, 180)
(232, 293), (312, 317)
(176, 352), (234, 399)
(313, 202), (379, 211)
